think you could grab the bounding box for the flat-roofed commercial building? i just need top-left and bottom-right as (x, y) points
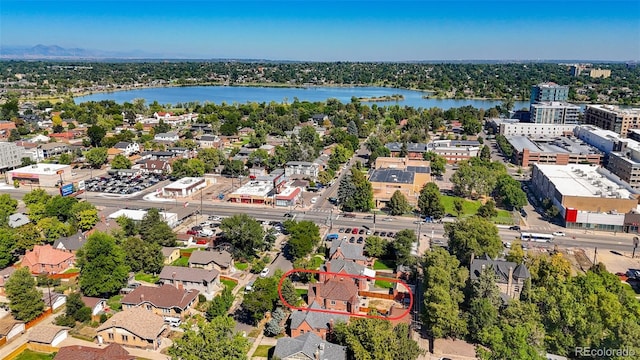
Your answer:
(7, 163), (71, 187)
(584, 105), (640, 137)
(369, 157), (431, 207)
(531, 164), (639, 232)
(488, 118), (577, 137)
(573, 125), (628, 153)
(426, 140), (481, 163)
(108, 209), (179, 228)
(162, 177), (207, 197)
(529, 102), (581, 124)
(507, 135), (602, 167)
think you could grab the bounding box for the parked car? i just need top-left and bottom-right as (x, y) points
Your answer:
(338, 228), (346, 233)
(363, 215), (373, 220)
(552, 231), (566, 236)
(349, 237), (356, 243)
(245, 280), (255, 292)
(387, 232), (395, 238)
(209, 216), (222, 221)
(352, 228), (359, 234)
(358, 229), (365, 234)
(382, 217), (393, 222)
(260, 268), (270, 278)
(509, 225), (521, 231)
(380, 232), (387, 237)
(284, 213), (294, 218)
(310, 197), (319, 204)
(357, 237), (364, 244)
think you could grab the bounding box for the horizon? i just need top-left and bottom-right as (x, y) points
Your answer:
(1, 0), (639, 62)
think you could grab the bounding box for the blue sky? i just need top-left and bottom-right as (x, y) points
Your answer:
(1, 0), (638, 61)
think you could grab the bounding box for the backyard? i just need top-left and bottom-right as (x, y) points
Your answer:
(253, 345), (274, 358)
(14, 350), (54, 360)
(135, 272), (159, 284)
(221, 278), (238, 290)
(441, 195), (513, 224)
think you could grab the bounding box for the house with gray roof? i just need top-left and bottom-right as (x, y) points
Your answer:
(274, 332), (346, 360)
(470, 254), (531, 302)
(53, 231), (86, 252)
(8, 213), (30, 228)
(289, 302), (349, 339)
(321, 259), (375, 291)
(158, 265), (220, 300)
(188, 249), (234, 274)
(329, 238), (368, 265)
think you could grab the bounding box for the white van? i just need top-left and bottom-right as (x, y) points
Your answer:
(165, 317), (182, 327)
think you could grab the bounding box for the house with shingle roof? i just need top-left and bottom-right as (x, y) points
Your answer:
(158, 265), (220, 300)
(82, 296), (107, 317)
(121, 284), (199, 320)
(329, 238), (369, 265)
(21, 244), (75, 274)
(308, 277), (360, 314)
(0, 266), (16, 296)
(0, 316), (25, 342)
(28, 325), (69, 347)
(188, 249), (234, 274)
(469, 254), (531, 302)
(113, 142), (140, 156)
(274, 332), (346, 360)
(289, 302), (349, 339)
(161, 247), (180, 265)
(54, 343), (135, 360)
(53, 231), (86, 253)
(320, 259), (375, 291)
(96, 307), (166, 350)
(139, 159), (172, 175)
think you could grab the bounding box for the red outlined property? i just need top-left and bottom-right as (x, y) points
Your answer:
(277, 269), (413, 321)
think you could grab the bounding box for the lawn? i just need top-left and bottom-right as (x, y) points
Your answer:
(375, 279), (394, 289)
(107, 294), (123, 311)
(172, 257), (189, 267)
(14, 350), (54, 360)
(62, 268), (80, 274)
(441, 195), (514, 224)
(135, 273), (159, 284)
(235, 262), (249, 271)
(296, 289), (308, 296)
(180, 247), (199, 254)
(221, 278), (238, 290)
(308, 255), (324, 270)
(253, 345), (274, 358)
(373, 259), (396, 270)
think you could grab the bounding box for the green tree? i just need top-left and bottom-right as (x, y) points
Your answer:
(85, 147), (108, 168)
(143, 222), (177, 247)
(87, 125), (106, 147)
(64, 292), (92, 322)
(168, 316), (250, 360)
(333, 318), (423, 360)
(197, 148), (226, 173)
(421, 247), (468, 339)
(495, 175), (527, 210)
(123, 236), (164, 274)
(5, 267), (45, 322)
(506, 241), (525, 264)
(172, 158), (206, 177)
(477, 199), (498, 219)
(418, 183), (445, 219)
(75, 208), (99, 231)
(339, 166), (373, 212)
(445, 217), (502, 266)
(44, 195), (78, 222)
(76, 232), (130, 297)
(423, 151), (446, 177)
(23, 189), (51, 207)
(347, 120), (359, 136)
(36, 217), (70, 242)
(285, 220), (320, 260)
(364, 236), (387, 258)
(111, 154), (132, 169)
(0, 194), (18, 227)
(242, 275), (279, 323)
(0, 228), (16, 268)
(453, 197), (464, 217)
(393, 229), (417, 266)
(387, 190), (410, 215)
(13, 223), (44, 253)
(219, 214), (265, 260)
(206, 286), (235, 321)
(480, 145), (491, 161)
(58, 153), (73, 165)
(222, 159), (247, 177)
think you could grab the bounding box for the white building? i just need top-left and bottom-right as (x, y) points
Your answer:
(489, 118), (577, 138)
(113, 142), (140, 156)
(108, 209), (179, 228)
(162, 177), (207, 197)
(285, 161), (320, 179)
(154, 132), (179, 142)
(0, 142), (24, 171)
(573, 125), (627, 153)
(7, 163), (71, 187)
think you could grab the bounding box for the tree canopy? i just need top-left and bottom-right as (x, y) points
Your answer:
(76, 232), (130, 297)
(445, 216), (503, 266)
(219, 214), (265, 260)
(5, 267), (45, 322)
(168, 316), (250, 360)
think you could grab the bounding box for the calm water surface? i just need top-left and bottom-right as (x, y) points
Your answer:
(75, 86), (530, 110)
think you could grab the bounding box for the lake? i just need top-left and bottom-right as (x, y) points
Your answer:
(74, 85), (530, 110)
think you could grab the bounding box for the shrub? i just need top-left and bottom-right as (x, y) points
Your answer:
(264, 318), (283, 337)
(75, 306), (92, 323)
(272, 308), (285, 322)
(198, 294), (206, 303)
(54, 314), (76, 327)
(99, 313), (108, 323)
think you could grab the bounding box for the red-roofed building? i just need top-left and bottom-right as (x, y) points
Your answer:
(21, 244), (75, 274)
(49, 132), (76, 142)
(308, 277), (360, 314)
(0, 121), (16, 141)
(54, 343), (135, 360)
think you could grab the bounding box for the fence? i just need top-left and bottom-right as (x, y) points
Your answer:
(220, 275), (238, 284)
(3, 342), (59, 360)
(24, 308), (52, 330)
(358, 291), (395, 300)
(49, 272), (79, 280)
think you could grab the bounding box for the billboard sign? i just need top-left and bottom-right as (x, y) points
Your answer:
(60, 183), (74, 197)
(78, 180), (86, 191)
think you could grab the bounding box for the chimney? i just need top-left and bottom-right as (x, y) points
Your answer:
(140, 294), (144, 302)
(507, 266), (514, 298)
(329, 319), (334, 330)
(178, 282), (184, 291)
(470, 252), (475, 264)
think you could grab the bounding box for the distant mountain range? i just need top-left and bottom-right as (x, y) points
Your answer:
(0, 44), (166, 60)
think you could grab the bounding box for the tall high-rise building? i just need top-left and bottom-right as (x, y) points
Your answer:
(530, 102), (581, 124)
(584, 105), (640, 137)
(530, 82), (569, 103)
(0, 142), (24, 171)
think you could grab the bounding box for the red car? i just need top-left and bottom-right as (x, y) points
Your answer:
(351, 228), (359, 234)
(186, 230), (198, 235)
(196, 239), (209, 245)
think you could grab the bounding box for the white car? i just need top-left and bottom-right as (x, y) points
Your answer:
(311, 197), (318, 204)
(552, 231), (566, 236)
(260, 268), (270, 278)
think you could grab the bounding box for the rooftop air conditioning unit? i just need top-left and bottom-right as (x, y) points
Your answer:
(595, 190), (602, 195)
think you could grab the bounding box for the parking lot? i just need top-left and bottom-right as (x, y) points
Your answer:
(85, 173), (167, 195)
(334, 227), (396, 245)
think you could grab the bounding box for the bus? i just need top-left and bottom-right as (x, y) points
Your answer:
(520, 232), (554, 242)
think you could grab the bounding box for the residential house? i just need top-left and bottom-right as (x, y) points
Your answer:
(43, 292), (67, 311)
(28, 325), (69, 347)
(21, 244), (75, 274)
(53, 231), (86, 253)
(96, 307), (166, 350)
(329, 238), (369, 266)
(469, 254), (531, 302)
(311, 114), (329, 124)
(259, 144), (275, 155)
(120, 284), (199, 320)
(154, 111), (174, 120)
(40, 142), (70, 158)
(54, 343), (135, 360)
(158, 266), (220, 300)
(273, 332), (347, 360)
(188, 249), (234, 274)
(139, 159), (172, 175)
(8, 213), (30, 228)
(113, 142), (140, 156)
(154, 132), (179, 142)
(289, 302), (349, 339)
(307, 277), (360, 314)
(285, 161), (320, 179)
(0, 316), (25, 342)
(197, 135), (220, 149)
(0, 266), (16, 296)
(238, 127), (255, 136)
(82, 296), (108, 317)
(49, 132), (76, 143)
(107, 147), (124, 160)
(0, 121), (16, 141)
(162, 247), (181, 265)
(320, 259), (375, 291)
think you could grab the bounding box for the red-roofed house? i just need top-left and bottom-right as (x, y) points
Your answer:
(154, 112), (174, 119)
(21, 244), (75, 274)
(54, 343), (135, 360)
(308, 277), (360, 314)
(0, 121), (16, 141)
(49, 132), (76, 142)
